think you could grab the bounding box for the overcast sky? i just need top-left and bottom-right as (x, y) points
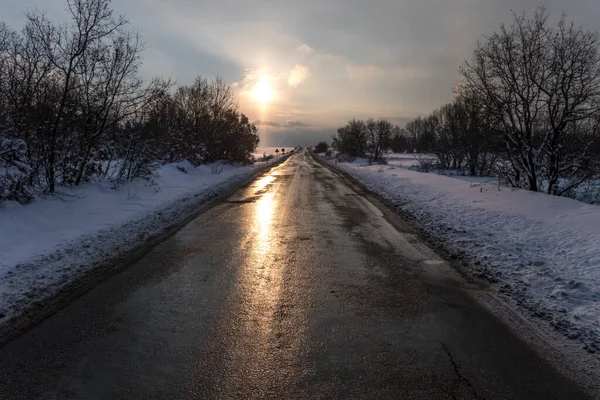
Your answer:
(2, 0), (600, 145)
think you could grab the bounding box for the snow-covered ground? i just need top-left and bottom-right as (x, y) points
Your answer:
(0, 158), (284, 323)
(385, 152), (600, 203)
(254, 146), (294, 159)
(385, 152), (500, 184)
(323, 155), (600, 353)
(383, 153), (421, 168)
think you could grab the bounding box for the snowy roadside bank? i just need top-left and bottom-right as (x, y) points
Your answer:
(0, 155), (290, 334)
(320, 155), (600, 353)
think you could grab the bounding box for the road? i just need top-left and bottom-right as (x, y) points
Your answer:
(0, 150), (587, 399)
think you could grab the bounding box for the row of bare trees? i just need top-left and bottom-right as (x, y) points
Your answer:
(0, 0), (259, 203)
(332, 118), (399, 160)
(399, 94), (503, 177)
(401, 8), (600, 201)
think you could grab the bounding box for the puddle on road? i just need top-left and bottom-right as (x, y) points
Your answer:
(226, 173), (277, 203)
(253, 175), (276, 193)
(419, 259), (465, 284)
(423, 260), (445, 266)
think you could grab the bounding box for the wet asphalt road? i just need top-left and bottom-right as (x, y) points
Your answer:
(0, 151), (588, 399)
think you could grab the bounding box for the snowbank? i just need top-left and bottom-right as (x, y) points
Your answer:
(323, 155), (600, 352)
(0, 158), (282, 324)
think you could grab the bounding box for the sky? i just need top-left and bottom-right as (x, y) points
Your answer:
(2, 0), (600, 146)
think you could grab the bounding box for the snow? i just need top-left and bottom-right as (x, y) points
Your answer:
(383, 153), (422, 168)
(254, 146), (292, 159)
(0, 158), (280, 322)
(324, 154), (600, 352)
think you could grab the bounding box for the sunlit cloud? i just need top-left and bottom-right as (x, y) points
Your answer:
(288, 64), (311, 88)
(234, 68), (279, 107)
(254, 120), (309, 128)
(234, 68), (272, 90)
(297, 44), (314, 54)
(251, 78), (276, 105)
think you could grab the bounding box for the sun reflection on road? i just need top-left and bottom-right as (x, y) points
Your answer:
(253, 175), (276, 194)
(255, 191), (275, 257)
(211, 158), (307, 393)
(238, 173), (285, 341)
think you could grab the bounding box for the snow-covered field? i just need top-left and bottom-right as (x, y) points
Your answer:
(385, 152), (500, 185)
(323, 155), (600, 353)
(385, 152), (600, 203)
(383, 153), (421, 168)
(0, 158), (283, 324)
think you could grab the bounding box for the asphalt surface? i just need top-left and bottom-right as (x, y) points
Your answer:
(0, 150), (588, 399)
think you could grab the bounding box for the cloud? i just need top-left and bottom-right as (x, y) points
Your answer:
(346, 64), (385, 81)
(284, 120), (308, 128)
(261, 127), (336, 147)
(288, 64), (311, 88)
(254, 120), (309, 128)
(297, 44), (314, 54)
(254, 120), (282, 127)
(233, 67), (271, 90)
(345, 64), (427, 83)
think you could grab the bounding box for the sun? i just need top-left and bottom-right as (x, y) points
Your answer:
(251, 78), (275, 105)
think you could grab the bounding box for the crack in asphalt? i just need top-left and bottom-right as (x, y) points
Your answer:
(441, 342), (485, 400)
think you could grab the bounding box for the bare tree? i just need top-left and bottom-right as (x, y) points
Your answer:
(35, 0), (123, 191)
(431, 103), (462, 170)
(432, 93), (501, 175)
(389, 126), (409, 153)
(404, 117), (424, 152)
(365, 118), (392, 161)
(333, 118), (368, 157)
(1, 13), (56, 187)
(541, 16), (600, 194)
(405, 116), (437, 153)
(460, 7), (600, 193)
(71, 31), (169, 185)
